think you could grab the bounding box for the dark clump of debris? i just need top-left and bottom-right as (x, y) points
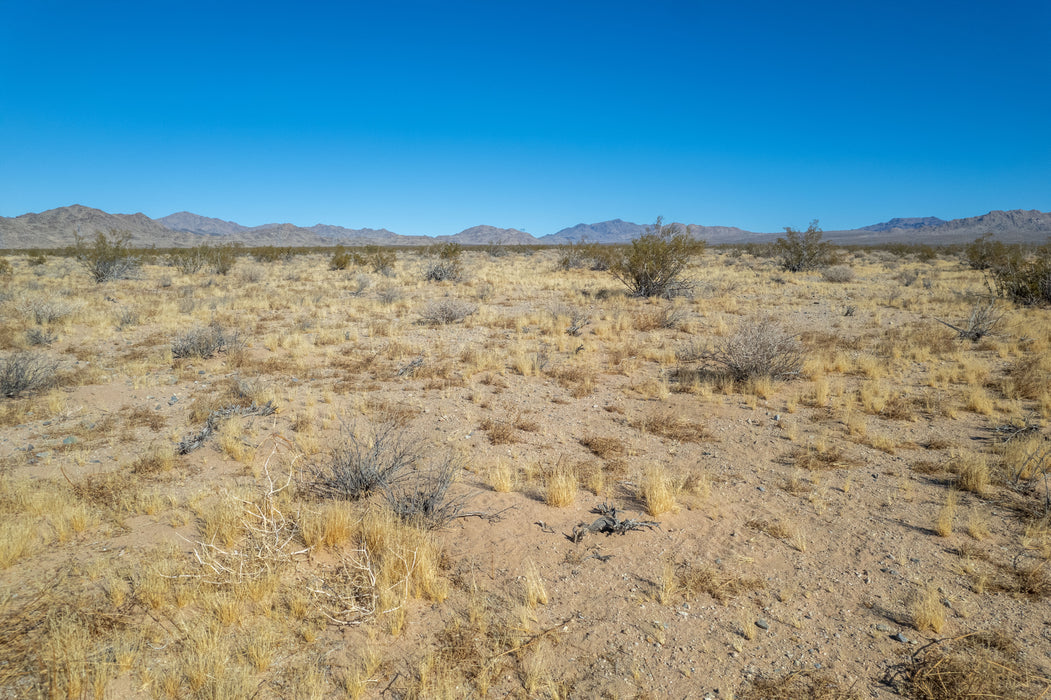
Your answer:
(570, 502), (660, 543)
(177, 400), (276, 454)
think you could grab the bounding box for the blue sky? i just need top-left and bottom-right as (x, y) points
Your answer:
(2, 0), (1048, 236)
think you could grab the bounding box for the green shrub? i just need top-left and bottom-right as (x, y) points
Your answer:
(167, 245), (210, 274)
(965, 233), (1015, 271)
(557, 240), (612, 271)
(209, 244), (239, 275)
(74, 229), (138, 283)
(0, 258), (11, 277)
(774, 220), (836, 272)
(988, 245), (1051, 306)
(330, 245), (353, 270)
(607, 218), (703, 297)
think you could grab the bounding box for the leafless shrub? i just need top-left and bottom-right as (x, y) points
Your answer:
(896, 269), (920, 287)
(170, 323), (242, 359)
(378, 286), (405, 305)
(695, 322), (803, 381)
(737, 670), (861, 700)
(420, 299), (477, 325)
(550, 303), (591, 336)
(348, 273), (371, 296)
(15, 294), (78, 325)
(0, 352), (58, 398)
(166, 245), (210, 274)
(424, 259), (463, 282)
(934, 300), (1003, 341)
(821, 265), (855, 283)
(189, 438), (310, 585)
(114, 306), (140, 330)
(634, 304), (688, 331)
(382, 455), (472, 529)
(25, 328), (56, 347)
(883, 631), (1048, 700)
(315, 423), (422, 501)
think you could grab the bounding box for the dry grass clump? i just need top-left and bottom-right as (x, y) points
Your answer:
(549, 363), (596, 397)
(948, 451), (990, 494)
(675, 561), (764, 604)
(1000, 433), (1049, 482)
(910, 586), (947, 633)
(935, 491), (958, 538)
(479, 416), (517, 445)
(632, 406), (711, 442)
(884, 631), (1050, 699)
(746, 517), (806, 551)
(736, 670), (861, 700)
(639, 465), (679, 517)
(821, 265), (855, 283)
(578, 434), (625, 459)
(544, 462), (577, 507)
(1000, 353), (1050, 401)
(130, 442), (176, 475)
(786, 440), (847, 470)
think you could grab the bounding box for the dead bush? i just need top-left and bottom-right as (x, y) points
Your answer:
(382, 455), (471, 529)
(884, 632), (1049, 699)
(0, 352), (58, 398)
(315, 423), (422, 501)
(696, 322), (803, 381)
(171, 323), (242, 359)
(821, 265), (855, 283)
(737, 670), (861, 700)
(420, 299), (476, 325)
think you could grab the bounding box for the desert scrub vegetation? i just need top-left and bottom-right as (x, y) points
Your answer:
(73, 228), (139, 282)
(682, 321), (803, 382)
(607, 217), (704, 297)
(423, 241), (464, 281)
(0, 351), (58, 397)
(774, 220), (836, 272)
(170, 322), (242, 359)
(1, 243), (1050, 697)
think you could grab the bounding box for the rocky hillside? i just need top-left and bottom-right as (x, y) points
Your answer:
(2, 205), (1049, 249)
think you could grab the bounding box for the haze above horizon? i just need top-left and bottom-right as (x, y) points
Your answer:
(2, 1), (1049, 238)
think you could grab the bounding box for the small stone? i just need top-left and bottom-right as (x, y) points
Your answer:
(891, 632), (910, 643)
(876, 623), (891, 633)
(62, 436), (76, 445)
(756, 619), (769, 630)
(757, 486), (766, 492)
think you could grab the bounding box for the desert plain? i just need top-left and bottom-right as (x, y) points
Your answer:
(0, 242), (1049, 699)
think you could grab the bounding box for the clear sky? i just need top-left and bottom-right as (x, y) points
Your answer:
(2, 0), (1048, 236)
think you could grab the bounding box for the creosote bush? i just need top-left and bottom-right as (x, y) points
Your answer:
(74, 229), (138, 283)
(774, 220), (836, 272)
(987, 245), (1051, 306)
(607, 217), (703, 297)
(166, 245), (210, 274)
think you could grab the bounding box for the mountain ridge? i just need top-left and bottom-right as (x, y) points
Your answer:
(2, 205), (1049, 249)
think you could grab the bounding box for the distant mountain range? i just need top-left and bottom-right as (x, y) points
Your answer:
(1, 205), (1049, 249)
